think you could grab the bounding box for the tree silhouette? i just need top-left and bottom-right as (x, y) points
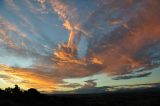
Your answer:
(12, 85), (22, 95)
(0, 85), (40, 96)
(5, 87), (12, 94)
(27, 88), (40, 95)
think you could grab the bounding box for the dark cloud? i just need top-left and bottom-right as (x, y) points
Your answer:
(54, 83), (160, 94)
(0, 74), (10, 79)
(83, 79), (97, 88)
(112, 72), (152, 80)
(60, 83), (82, 88)
(68, 79), (106, 94)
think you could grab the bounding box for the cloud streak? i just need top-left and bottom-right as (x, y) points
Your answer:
(112, 72), (152, 80)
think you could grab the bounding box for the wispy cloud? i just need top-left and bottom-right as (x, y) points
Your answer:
(112, 72), (152, 80)
(0, 17), (27, 49)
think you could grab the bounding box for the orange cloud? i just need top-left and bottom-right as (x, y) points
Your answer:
(87, 0), (160, 76)
(0, 64), (58, 93)
(0, 17), (28, 49)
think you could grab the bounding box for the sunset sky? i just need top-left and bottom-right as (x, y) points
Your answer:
(0, 0), (160, 93)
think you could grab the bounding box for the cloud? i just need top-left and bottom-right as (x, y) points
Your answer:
(49, 0), (78, 21)
(112, 72), (152, 80)
(33, 0), (160, 82)
(85, 0), (160, 76)
(48, 0), (160, 81)
(0, 17), (27, 49)
(67, 79), (106, 94)
(0, 16), (54, 68)
(0, 64), (58, 92)
(54, 83), (160, 94)
(0, 74), (10, 79)
(2, 0), (55, 54)
(5, 0), (20, 12)
(59, 83), (82, 88)
(83, 79), (97, 88)
(27, 0), (48, 14)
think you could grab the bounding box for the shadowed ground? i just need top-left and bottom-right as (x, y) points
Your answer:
(0, 85), (160, 106)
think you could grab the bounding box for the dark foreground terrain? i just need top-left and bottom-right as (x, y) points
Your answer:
(0, 86), (160, 106)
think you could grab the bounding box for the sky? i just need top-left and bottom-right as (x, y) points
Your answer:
(0, 0), (160, 93)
